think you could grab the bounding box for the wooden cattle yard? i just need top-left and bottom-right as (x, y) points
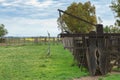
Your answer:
(61, 32), (120, 75)
(58, 9), (120, 76)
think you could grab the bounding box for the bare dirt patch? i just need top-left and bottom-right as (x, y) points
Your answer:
(73, 76), (100, 80)
(73, 71), (120, 80)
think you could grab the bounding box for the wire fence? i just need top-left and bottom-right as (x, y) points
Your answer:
(0, 37), (61, 46)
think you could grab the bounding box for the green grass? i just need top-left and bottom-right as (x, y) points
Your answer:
(99, 74), (120, 80)
(0, 44), (88, 80)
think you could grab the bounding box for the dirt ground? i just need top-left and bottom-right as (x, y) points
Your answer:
(73, 71), (120, 80)
(74, 76), (99, 80)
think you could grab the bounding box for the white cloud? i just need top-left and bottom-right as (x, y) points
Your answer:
(1, 0), (56, 8)
(0, 0), (5, 2)
(1, 0), (21, 6)
(0, 0), (64, 19)
(0, 0), (65, 36)
(0, 0), (116, 36)
(0, 17), (60, 37)
(103, 20), (116, 26)
(25, 0), (53, 8)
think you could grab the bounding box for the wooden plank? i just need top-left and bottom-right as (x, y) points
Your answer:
(86, 38), (97, 76)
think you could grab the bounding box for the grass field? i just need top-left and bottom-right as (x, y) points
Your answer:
(0, 44), (119, 80)
(99, 73), (120, 80)
(0, 44), (88, 80)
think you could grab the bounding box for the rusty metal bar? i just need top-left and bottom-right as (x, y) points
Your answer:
(58, 9), (96, 26)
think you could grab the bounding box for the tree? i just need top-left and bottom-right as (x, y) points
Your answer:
(59, 1), (97, 33)
(110, 0), (120, 26)
(103, 25), (120, 33)
(104, 25), (110, 33)
(0, 24), (8, 37)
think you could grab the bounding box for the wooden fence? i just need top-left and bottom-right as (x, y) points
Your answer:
(0, 37), (61, 46)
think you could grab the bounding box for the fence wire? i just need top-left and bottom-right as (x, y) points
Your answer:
(0, 37), (61, 46)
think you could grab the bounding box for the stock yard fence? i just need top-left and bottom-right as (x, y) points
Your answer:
(0, 37), (61, 46)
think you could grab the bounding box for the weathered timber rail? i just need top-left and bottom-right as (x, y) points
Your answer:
(61, 33), (120, 37)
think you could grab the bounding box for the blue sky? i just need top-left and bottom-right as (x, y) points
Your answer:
(0, 0), (115, 37)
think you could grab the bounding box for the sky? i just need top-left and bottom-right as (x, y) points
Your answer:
(0, 0), (116, 37)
